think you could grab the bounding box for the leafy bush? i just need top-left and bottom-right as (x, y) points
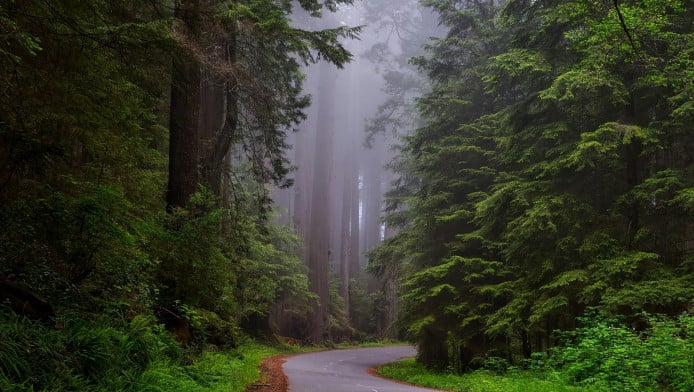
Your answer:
(550, 313), (694, 391)
(155, 188), (237, 317)
(154, 188), (314, 340)
(0, 307), (181, 391)
(480, 356), (511, 374)
(0, 185), (159, 311)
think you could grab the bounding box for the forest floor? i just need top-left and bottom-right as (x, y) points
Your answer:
(245, 354), (290, 392)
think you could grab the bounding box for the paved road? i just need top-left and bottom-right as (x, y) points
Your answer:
(282, 345), (442, 392)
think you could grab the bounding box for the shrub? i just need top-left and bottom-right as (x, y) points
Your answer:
(549, 313), (694, 391)
(0, 307), (181, 391)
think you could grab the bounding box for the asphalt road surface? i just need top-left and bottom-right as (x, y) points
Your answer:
(282, 345), (442, 392)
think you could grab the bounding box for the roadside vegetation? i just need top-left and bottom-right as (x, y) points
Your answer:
(379, 313), (694, 392)
(380, 358), (588, 392)
(0, 302), (395, 392)
(0, 308), (300, 392)
(135, 342), (286, 392)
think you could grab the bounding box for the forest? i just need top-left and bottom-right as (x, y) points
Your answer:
(1, 0), (692, 391)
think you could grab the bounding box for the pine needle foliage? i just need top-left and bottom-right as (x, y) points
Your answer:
(369, 0), (694, 372)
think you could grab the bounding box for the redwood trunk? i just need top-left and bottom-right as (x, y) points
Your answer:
(306, 62), (335, 343)
(167, 0), (201, 209)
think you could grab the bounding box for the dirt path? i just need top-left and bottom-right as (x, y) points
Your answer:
(245, 354), (290, 392)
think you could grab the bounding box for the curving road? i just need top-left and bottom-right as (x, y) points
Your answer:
(282, 345), (442, 392)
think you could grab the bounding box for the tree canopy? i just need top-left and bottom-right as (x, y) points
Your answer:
(369, 0), (694, 372)
(0, 0), (359, 389)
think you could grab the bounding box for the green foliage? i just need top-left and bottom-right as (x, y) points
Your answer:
(0, 185), (159, 312)
(347, 275), (377, 339)
(562, 123), (659, 171)
(0, 306), (300, 391)
(0, 0), (168, 315)
(0, 2), (42, 64)
(0, 0), (349, 386)
(375, 0), (694, 372)
(550, 313), (694, 392)
(137, 342), (289, 392)
(0, 308), (180, 391)
(236, 217), (314, 321)
(226, 0), (360, 67)
(155, 188), (236, 317)
(153, 184), (315, 345)
(378, 358), (589, 392)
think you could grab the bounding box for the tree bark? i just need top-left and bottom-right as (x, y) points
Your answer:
(361, 148), (383, 263)
(338, 146), (359, 315)
(339, 169), (352, 314)
(198, 72), (225, 195)
(349, 166), (360, 279)
(200, 23), (238, 199)
(167, 0), (201, 209)
(306, 61), (336, 343)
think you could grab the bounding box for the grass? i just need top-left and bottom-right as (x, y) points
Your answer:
(151, 339), (405, 391)
(141, 339), (407, 391)
(377, 358), (596, 392)
(138, 341), (295, 392)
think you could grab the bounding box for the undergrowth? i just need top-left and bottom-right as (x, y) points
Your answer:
(548, 313), (694, 391)
(0, 308), (290, 392)
(379, 313), (693, 392)
(378, 358), (589, 392)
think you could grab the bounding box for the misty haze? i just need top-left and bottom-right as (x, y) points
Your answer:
(1, 1), (692, 391)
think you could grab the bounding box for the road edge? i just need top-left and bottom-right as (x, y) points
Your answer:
(245, 353), (291, 392)
(366, 366), (446, 392)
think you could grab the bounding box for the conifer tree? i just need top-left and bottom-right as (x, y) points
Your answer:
(167, 0), (361, 210)
(379, 0), (694, 371)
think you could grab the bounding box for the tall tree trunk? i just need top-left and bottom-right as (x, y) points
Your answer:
(361, 147), (383, 263)
(201, 25), (238, 199)
(349, 167), (360, 279)
(199, 73), (225, 195)
(292, 64), (318, 241)
(167, 0), (201, 209)
(377, 267), (398, 338)
(339, 146), (358, 315)
(306, 62), (335, 343)
(377, 170), (399, 338)
(339, 171), (351, 313)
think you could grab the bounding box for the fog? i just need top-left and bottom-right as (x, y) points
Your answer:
(271, 1), (442, 340)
